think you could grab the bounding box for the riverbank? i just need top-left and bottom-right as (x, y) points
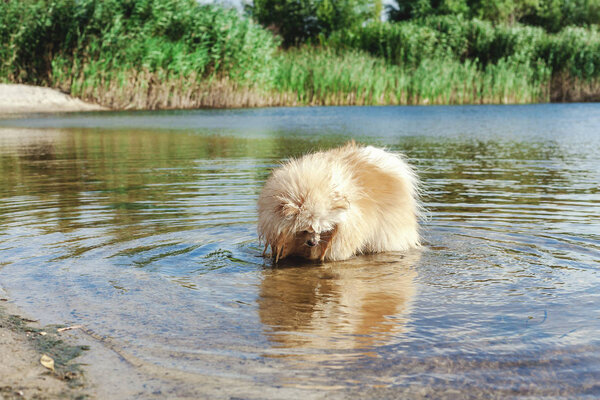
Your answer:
(0, 84), (106, 114)
(2, 1), (600, 110)
(0, 293), (88, 399)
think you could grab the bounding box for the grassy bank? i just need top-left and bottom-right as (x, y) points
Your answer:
(1, 0), (599, 108)
(0, 0), (281, 108)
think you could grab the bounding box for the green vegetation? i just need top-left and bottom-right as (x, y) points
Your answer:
(275, 47), (550, 104)
(248, 0), (380, 46)
(387, 0), (600, 32)
(0, 0), (599, 108)
(328, 16), (600, 101)
(0, 0), (280, 108)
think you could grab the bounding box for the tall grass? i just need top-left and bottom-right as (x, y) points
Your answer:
(0, 0), (281, 108)
(0, 1), (597, 107)
(274, 47), (551, 105)
(328, 16), (600, 101)
(327, 16), (600, 75)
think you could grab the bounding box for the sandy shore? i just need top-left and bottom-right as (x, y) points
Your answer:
(0, 83), (106, 114)
(0, 294), (88, 399)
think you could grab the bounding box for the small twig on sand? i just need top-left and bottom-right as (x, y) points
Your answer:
(57, 325), (83, 333)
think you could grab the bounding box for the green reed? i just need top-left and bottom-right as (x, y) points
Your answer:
(0, 0), (280, 108)
(327, 15), (600, 77)
(327, 16), (600, 101)
(0, 1), (596, 107)
(274, 47), (550, 105)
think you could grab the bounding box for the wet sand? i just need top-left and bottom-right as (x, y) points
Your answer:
(0, 84), (105, 114)
(0, 294), (87, 399)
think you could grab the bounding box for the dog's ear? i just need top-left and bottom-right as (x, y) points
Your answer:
(331, 192), (349, 211)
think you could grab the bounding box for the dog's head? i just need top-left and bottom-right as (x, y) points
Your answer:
(268, 190), (349, 262)
(258, 152), (355, 263)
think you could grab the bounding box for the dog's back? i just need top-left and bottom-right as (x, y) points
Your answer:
(325, 144), (420, 259)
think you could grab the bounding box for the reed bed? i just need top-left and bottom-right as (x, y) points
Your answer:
(0, 1), (597, 108)
(274, 47), (551, 105)
(0, 0), (281, 108)
(60, 70), (298, 110)
(328, 16), (600, 102)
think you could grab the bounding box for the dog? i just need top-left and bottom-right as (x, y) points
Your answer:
(257, 142), (420, 262)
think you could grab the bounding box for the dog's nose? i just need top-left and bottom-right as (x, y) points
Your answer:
(306, 239), (317, 247)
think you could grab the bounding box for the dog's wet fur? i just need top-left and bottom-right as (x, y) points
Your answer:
(258, 142), (420, 263)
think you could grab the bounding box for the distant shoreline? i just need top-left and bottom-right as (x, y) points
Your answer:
(1, 82), (597, 117)
(0, 84), (106, 114)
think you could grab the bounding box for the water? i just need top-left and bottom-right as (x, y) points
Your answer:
(1, 105), (599, 398)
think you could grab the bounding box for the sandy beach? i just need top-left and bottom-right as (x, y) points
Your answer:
(0, 83), (105, 114)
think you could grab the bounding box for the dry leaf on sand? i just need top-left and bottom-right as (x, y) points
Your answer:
(40, 354), (55, 372)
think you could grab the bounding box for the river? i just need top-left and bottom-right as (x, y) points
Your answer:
(1, 105), (599, 398)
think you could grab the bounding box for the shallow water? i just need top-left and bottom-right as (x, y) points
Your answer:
(1, 105), (599, 398)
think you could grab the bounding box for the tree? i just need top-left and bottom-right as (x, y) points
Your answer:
(247, 0), (377, 46)
(521, 0), (600, 32)
(389, 0), (600, 28)
(474, 0), (540, 24)
(388, 0), (469, 21)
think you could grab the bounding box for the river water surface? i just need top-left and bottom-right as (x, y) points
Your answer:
(1, 105), (599, 398)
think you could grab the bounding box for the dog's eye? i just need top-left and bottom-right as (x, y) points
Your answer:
(301, 230), (309, 234)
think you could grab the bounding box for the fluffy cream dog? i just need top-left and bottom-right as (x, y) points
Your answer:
(257, 142), (420, 262)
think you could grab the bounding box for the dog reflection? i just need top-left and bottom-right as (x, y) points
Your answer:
(258, 252), (419, 356)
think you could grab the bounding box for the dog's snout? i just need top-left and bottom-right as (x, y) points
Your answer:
(305, 232), (320, 247)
